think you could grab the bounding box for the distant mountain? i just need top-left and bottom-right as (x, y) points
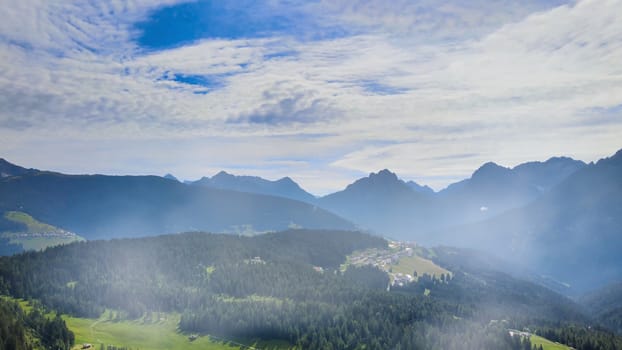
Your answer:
(192, 171), (316, 203)
(406, 180), (434, 195)
(0, 158), (38, 178)
(163, 173), (179, 182)
(317, 170), (431, 236)
(0, 171), (353, 240)
(434, 157), (586, 226)
(437, 149), (622, 293)
(316, 157), (585, 240)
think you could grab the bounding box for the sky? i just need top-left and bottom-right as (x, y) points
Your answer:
(0, 0), (621, 195)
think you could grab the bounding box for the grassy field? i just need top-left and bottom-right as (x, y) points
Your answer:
(6, 297), (291, 350)
(530, 334), (572, 350)
(64, 311), (293, 350)
(5, 211), (60, 233)
(391, 254), (451, 280)
(2, 211), (84, 251)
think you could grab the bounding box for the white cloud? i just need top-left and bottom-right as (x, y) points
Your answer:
(0, 0), (621, 193)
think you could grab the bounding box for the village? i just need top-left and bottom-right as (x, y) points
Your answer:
(344, 240), (427, 287)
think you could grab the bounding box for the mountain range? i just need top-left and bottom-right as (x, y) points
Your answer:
(1, 149), (621, 293)
(0, 163), (353, 240)
(440, 149), (622, 292)
(191, 170), (316, 203)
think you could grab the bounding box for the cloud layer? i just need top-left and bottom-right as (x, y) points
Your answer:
(0, 0), (621, 194)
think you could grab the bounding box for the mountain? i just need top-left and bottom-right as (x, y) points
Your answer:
(192, 171), (316, 203)
(0, 158), (38, 178)
(581, 281), (622, 334)
(317, 169), (431, 236)
(163, 173), (179, 182)
(434, 157), (586, 227)
(436, 149), (622, 293)
(406, 180), (434, 195)
(316, 157), (585, 240)
(0, 171), (353, 240)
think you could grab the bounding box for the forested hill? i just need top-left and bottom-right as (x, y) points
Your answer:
(0, 297), (73, 350)
(0, 171), (354, 239)
(2, 229), (621, 349)
(581, 281), (622, 335)
(0, 229), (386, 317)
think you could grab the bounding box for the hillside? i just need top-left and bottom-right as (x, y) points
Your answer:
(436, 149), (622, 293)
(1, 229), (612, 349)
(0, 159), (38, 178)
(0, 170), (353, 240)
(581, 281), (622, 334)
(0, 296), (74, 350)
(0, 211), (84, 255)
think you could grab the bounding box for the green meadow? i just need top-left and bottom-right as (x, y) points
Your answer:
(391, 254), (451, 280)
(530, 334), (572, 350)
(63, 311), (292, 350)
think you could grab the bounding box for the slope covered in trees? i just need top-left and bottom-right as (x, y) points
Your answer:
(0, 171), (353, 240)
(0, 297), (74, 350)
(1, 229), (619, 349)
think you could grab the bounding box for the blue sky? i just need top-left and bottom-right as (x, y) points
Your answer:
(0, 0), (621, 194)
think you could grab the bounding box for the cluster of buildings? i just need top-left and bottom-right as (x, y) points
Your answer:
(346, 241), (419, 287)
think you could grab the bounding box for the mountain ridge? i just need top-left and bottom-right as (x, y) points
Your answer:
(192, 170), (317, 203)
(435, 149), (622, 293)
(0, 171), (354, 240)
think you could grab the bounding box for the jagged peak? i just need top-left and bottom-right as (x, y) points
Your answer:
(343, 169), (404, 192)
(370, 169), (399, 180)
(597, 148), (622, 166)
(545, 156), (576, 163)
(213, 170), (232, 178)
(163, 173), (178, 181)
(406, 180), (435, 194)
(472, 162), (509, 178)
(277, 176), (296, 184)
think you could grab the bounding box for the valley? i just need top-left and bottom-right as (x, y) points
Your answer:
(1, 149), (622, 349)
(2, 229), (621, 349)
(1, 0), (621, 348)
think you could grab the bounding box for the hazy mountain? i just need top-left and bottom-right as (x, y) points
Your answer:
(437, 149), (622, 293)
(192, 171), (316, 203)
(406, 180), (435, 195)
(581, 281), (622, 334)
(0, 171), (353, 240)
(434, 157), (587, 227)
(316, 157), (585, 240)
(163, 173), (179, 182)
(317, 169), (431, 236)
(0, 158), (38, 178)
